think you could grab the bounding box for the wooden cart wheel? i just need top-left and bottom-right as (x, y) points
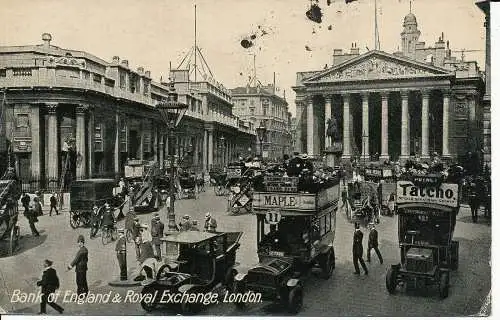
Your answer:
(69, 211), (80, 229)
(8, 225), (20, 256)
(126, 229), (134, 243)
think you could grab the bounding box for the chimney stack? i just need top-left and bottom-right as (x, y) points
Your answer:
(112, 56), (120, 64)
(145, 70), (151, 78)
(333, 49), (343, 55)
(137, 67), (144, 74)
(121, 60), (129, 68)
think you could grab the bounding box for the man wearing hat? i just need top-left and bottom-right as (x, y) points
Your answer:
(150, 214), (164, 259)
(67, 235), (88, 295)
(132, 218), (142, 260)
(367, 222), (383, 264)
(115, 229), (128, 281)
(352, 223), (368, 276)
(37, 259), (63, 314)
(204, 212), (217, 233)
(178, 215), (193, 232)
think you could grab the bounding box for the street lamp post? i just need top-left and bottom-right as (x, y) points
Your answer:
(156, 79), (188, 232)
(256, 122), (267, 158)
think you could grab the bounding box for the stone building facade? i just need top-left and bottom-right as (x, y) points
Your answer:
(0, 34), (255, 190)
(293, 12), (485, 163)
(230, 84), (292, 159)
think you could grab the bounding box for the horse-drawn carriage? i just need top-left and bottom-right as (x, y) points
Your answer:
(364, 165), (397, 216)
(69, 179), (125, 231)
(209, 167), (228, 196)
(344, 180), (380, 226)
(0, 179), (22, 256)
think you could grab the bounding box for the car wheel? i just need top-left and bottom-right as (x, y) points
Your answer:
(224, 268), (237, 291)
(69, 211), (79, 229)
(287, 285), (303, 314)
(386, 267), (398, 294)
(140, 287), (157, 312)
(233, 281), (246, 309)
(320, 249), (334, 279)
(439, 271), (450, 299)
(156, 264), (171, 280)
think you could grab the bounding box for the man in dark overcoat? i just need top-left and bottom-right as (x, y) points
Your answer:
(67, 235), (89, 295)
(37, 259), (64, 314)
(353, 222), (368, 275)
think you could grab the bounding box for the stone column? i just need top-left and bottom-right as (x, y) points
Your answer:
(87, 108), (94, 177)
(114, 113), (120, 177)
(342, 93), (351, 159)
(76, 105), (87, 178)
(442, 91), (450, 157)
(295, 101), (303, 153)
(203, 130), (208, 172)
(324, 95), (332, 149)
(153, 125), (158, 162)
(139, 121), (144, 161)
(208, 130), (214, 170)
(400, 91), (410, 160)
(307, 97), (314, 156)
(380, 92), (389, 160)
(361, 92), (370, 161)
(421, 90), (430, 159)
(46, 103), (59, 184)
(30, 105), (41, 180)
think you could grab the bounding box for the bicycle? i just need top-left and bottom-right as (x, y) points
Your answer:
(101, 224), (118, 245)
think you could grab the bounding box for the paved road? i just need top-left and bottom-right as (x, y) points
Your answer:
(0, 188), (491, 316)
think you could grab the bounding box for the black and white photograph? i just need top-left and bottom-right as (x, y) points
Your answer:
(0, 0), (493, 317)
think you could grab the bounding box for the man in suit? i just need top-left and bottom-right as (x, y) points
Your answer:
(115, 229), (128, 281)
(67, 235), (88, 295)
(37, 259), (64, 314)
(353, 223), (368, 275)
(367, 222), (383, 264)
(25, 198), (40, 237)
(150, 213), (164, 259)
(49, 193), (59, 216)
(21, 193), (30, 214)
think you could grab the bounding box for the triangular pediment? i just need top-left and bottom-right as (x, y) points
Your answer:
(303, 51), (453, 83)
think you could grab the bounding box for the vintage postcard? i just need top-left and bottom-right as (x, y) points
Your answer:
(0, 0), (491, 317)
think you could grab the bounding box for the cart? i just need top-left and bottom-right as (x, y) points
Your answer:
(69, 179), (124, 230)
(0, 179), (21, 256)
(232, 173), (340, 314)
(345, 181), (380, 226)
(386, 175), (461, 298)
(178, 172), (197, 199)
(209, 168), (227, 196)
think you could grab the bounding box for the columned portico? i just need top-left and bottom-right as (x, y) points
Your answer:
(342, 93), (351, 159)
(47, 103), (59, 183)
(307, 97), (314, 155)
(361, 92), (370, 161)
(324, 95), (332, 149)
(400, 91), (410, 160)
(380, 92), (389, 160)
(442, 91), (450, 157)
(76, 105), (87, 178)
(207, 129), (214, 169)
(420, 90), (430, 159)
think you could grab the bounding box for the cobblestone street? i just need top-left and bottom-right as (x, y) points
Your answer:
(0, 188), (491, 316)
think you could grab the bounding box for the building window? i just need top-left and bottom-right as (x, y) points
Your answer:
(0, 69), (6, 77)
(15, 114), (30, 137)
(119, 72), (126, 89)
(93, 74), (102, 83)
(12, 68), (32, 77)
(250, 107), (255, 115)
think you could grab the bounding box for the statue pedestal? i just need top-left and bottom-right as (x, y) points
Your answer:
(324, 142), (343, 168)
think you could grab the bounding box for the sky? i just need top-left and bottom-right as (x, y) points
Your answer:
(0, 0), (487, 116)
